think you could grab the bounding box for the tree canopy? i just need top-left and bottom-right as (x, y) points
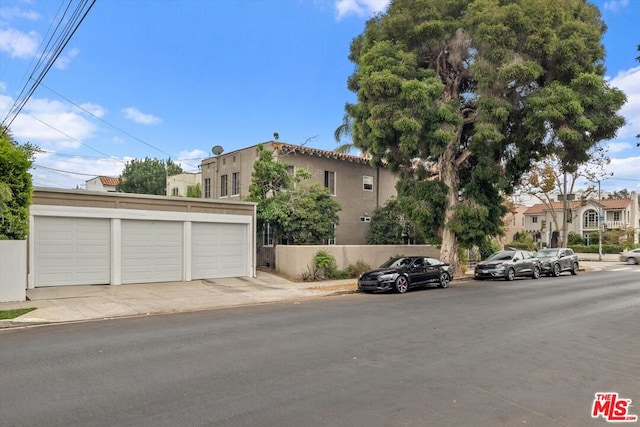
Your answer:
(345, 0), (626, 269)
(0, 126), (35, 240)
(246, 145), (341, 245)
(116, 157), (183, 195)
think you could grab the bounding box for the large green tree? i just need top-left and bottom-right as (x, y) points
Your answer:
(367, 198), (424, 244)
(117, 157), (183, 195)
(0, 126), (35, 240)
(246, 145), (341, 245)
(345, 0), (626, 269)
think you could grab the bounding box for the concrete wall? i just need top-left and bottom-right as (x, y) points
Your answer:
(275, 245), (441, 279)
(0, 240), (27, 302)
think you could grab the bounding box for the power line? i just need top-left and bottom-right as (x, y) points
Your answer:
(1, 0), (97, 130)
(38, 82), (202, 171)
(32, 163), (100, 177)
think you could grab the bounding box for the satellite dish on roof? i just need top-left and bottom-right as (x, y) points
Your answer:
(212, 145), (224, 155)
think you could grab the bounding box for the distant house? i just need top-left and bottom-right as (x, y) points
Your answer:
(200, 141), (398, 247)
(166, 172), (202, 197)
(85, 176), (119, 192)
(523, 192), (639, 246)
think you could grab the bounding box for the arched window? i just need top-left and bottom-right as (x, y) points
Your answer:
(583, 209), (598, 228)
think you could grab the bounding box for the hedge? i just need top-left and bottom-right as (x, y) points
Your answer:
(568, 244), (624, 254)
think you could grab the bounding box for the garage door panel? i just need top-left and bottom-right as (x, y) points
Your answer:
(34, 217), (110, 287)
(192, 223), (247, 279)
(121, 220), (183, 284)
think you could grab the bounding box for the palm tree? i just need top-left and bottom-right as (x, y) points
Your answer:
(334, 112), (356, 154)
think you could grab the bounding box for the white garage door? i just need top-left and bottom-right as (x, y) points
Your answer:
(191, 222), (248, 279)
(34, 217), (110, 287)
(121, 220), (183, 284)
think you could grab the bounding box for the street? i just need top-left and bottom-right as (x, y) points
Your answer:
(1, 270), (639, 426)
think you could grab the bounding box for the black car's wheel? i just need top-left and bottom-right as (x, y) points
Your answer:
(552, 263), (561, 277)
(439, 272), (450, 288)
(532, 266), (540, 279)
(571, 261), (579, 275)
(505, 268), (515, 281)
(394, 276), (409, 294)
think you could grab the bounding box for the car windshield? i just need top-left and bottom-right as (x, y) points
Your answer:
(535, 249), (558, 258)
(486, 251), (515, 261)
(380, 257), (412, 268)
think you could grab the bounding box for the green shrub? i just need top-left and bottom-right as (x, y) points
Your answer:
(569, 244), (624, 254)
(343, 260), (372, 278)
(567, 232), (583, 245)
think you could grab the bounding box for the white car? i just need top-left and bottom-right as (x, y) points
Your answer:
(619, 248), (640, 265)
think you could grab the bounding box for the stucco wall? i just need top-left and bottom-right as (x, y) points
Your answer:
(0, 240), (27, 302)
(275, 245), (441, 279)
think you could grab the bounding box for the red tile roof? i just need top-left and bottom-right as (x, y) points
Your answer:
(99, 176), (120, 186)
(524, 198), (631, 214)
(271, 142), (372, 165)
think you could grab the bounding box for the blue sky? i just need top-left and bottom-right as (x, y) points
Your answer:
(0, 0), (638, 192)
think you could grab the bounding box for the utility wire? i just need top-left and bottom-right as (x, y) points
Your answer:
(38, 82), (202, 171)
(1, 0), (96, 130)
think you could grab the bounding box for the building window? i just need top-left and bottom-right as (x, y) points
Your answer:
(232, 172), (240, 196)
(220, 174), (228, 197)
(171, 187), (179, 196)
(263, 223), (273, 247)
(233, 155), (237, 163)
(324, 171), (336, 195)
(204, 178), (211, 198)
(532, 216), (538, 224)
(584, 209), (598, 228)
(286, 165), (295, 176)
(363, 175), (373, 191)
(613, 211), (621, 221)
(325, 223), (336, 245)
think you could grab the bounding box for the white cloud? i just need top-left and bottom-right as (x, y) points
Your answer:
(335, 0), (389, 19)
(604, 0), (629, 12)
(608, 66), (640, 141)
(606, 141), (633, 154)
(78, 102), (106, 118)
(0, 27), (40, 58)
(0, 7), (40, 21)
(31, 151), (128, 189)
(3, 97), (98, 148)
(122, 107), (161, 125)
(176, 148), (209, 171)
(603, 155), (640, 191)
(53, 47), (79, 70)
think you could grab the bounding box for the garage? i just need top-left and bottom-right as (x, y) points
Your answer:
(34, 216), (110, 287)
(121, 220), (183, 284)
(191, 222), (249, 279)
(29, 189), (256, 289)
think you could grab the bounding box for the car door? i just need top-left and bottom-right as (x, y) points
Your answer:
(424, 258), (441, 283)
(408, 257), (428, 284)
(557, 249), (567, 270)
(513, 251), (529, 275)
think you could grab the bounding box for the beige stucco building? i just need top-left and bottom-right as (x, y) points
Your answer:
(522, 192), (639, 246)
(166, 172), (202, 197)
(200, 141), (398, 245)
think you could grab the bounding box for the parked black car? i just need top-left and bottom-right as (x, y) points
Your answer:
(358, 256), (452, 294)
(534, 248), (579, 276)
(474, 250), (541, 281)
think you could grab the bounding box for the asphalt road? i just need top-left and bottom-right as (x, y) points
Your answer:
(1, 270), (639, 427)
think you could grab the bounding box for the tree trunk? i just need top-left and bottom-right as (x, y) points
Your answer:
(439, 145), (460, 274)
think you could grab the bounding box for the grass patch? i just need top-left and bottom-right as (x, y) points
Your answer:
(0, 307), (36, 320)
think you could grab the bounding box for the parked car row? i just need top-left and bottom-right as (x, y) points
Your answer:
(357, 246), (640, 294)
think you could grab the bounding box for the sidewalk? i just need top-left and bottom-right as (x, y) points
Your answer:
(0, 260), (619, 329)
(0, 271), (358, 329)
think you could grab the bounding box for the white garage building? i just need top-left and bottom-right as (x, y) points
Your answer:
(28, 188), (256, 288)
